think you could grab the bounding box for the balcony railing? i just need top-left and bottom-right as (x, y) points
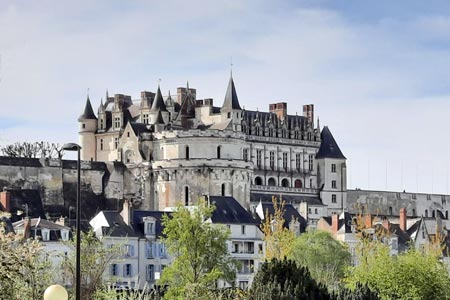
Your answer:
(251, 185), (318, 194)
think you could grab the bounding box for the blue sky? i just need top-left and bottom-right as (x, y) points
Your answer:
(1, 0), (450, 194)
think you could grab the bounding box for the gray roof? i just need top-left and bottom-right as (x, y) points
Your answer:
(100, 211), (138, 237)
(150, 86), (167, 112)
(132, 210), (172, 238)
(251, 192), (322, 206)
(257, 202), (307, 232)
(78, 96), (97, 121)
(315, 126), (345, 159)
(210, 196), (258, 225)
(221, 76), (241, 111)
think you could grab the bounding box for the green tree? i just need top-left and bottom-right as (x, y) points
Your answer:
(290, 230), (351, 291)
(249, 258), (331, 300)
(261, 197), (295, 260)
(0, 215), (52, 300)
(159, 199), (236, 300)
(61, 230), (122, 300)
(335, 283), (379, 300)
(345, 242), (450, 300)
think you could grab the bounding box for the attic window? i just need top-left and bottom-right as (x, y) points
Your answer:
(227, 112), (231, 119)
(127, 132), (130, 138)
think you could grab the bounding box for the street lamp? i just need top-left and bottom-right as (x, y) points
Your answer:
(44, 285), (68, 300)
(62, 143), (81, 300)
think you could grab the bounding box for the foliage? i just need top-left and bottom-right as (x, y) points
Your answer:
(93, 283), (162, 300)
(345, 241), (450, 300)
(249, 258), (331, 300)
(335, 283), (380, 300)
(290, 230), (351, 291)
(261, 196), (295, 260)
(0, 220), (52, 300)
(159, 199), (236, 300)
(60, 230), (122, 300)
(0, 141), (64, 159)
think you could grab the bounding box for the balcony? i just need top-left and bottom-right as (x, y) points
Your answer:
(251, 185), (318, 194)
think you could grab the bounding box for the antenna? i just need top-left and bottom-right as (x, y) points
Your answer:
(230, 56), (233, 77)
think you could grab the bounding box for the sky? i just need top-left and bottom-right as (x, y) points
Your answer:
(1, 0), (450, 194)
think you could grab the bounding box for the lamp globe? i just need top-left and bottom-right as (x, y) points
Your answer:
(44, 285), (68, 300)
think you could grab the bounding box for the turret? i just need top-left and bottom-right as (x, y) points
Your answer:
(221, 75), (242, 131)
(78, 96), (97, 161)
(315, 126), (347, 214)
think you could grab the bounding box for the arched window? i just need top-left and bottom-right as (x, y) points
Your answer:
(184, 186), (189, 206)
(268, 178), (276, 186)
(388, 207), (393, 215)
(221, 183), (226, 196)
(254, 177), (263, 186)
(432, 210), (436, 218)
(185, 146), (190, 160)
(281, 179), (289, 188)
(425, 209), (428, 217)
(217, 146), (221, 159)
(294, 179), (302, 188)
(412, 209), (416, 216)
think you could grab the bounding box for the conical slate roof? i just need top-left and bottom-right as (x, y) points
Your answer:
(315, 126), (346, 159)
(221, 76), (241, 111)
(78, 96), (97, 121)
(150, 85), (167, 112)
(153, 110), (165, 125)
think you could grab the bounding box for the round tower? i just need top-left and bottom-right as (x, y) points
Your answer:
(78, 96), (97, 161)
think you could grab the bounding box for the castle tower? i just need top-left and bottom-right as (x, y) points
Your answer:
(315, 126), (347, 214)
(78, 96), (97, 161)
(221, 75), (242, 131)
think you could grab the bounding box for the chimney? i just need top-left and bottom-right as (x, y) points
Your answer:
(23, 217), (31, 239)
(303, 104), (314, 126)
(399, 208), (407, 231)
(382, 217), (390, 230)
(364, 214), (373, 229)
(332, 213), (339, 235)
(0, 190), (11, 213)
(120, 199), (132, 225)
(269, 102), (287, 121)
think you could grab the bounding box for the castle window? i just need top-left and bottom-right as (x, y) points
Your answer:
(425, 209), (428, 217)
(294, 179), (302, 188)
(269, 128), (273, 137)
(296, 153), (301, 171)
(184, 186), (189, 206)
(310, 178), (313, 188)
(389, 207), (393, 215)
(82, 123), (85, 129)
(269, 151), (275, 170)
(281, 179), (289, 188)
(185, 146), (190, 160)
(412, 209), (416, 216)
(255, 126), (260, 136)
(127, 132), (130, 138)
(243, 149), (248, 162)
(256, 150), (262, 169)
(308, 132), (312, 141)
(294, 130), (300, 139)
(114, 137), (118, 149)
(221, 183), (226, 196)
(114, 117), (121, 129)
(255, 177), (263, 186)
(100, 139), (104, 151)
(281, 129), (286, 138)
(427, 194), (431, 200)
(268, 178), (276, 186)
(331, 164), (336, 173)
(143, 114), (149, 124)
(227, 112), (231, 119)
(217, 146), (221, 159)
(432, 210), (436, 218)
(442, 195), (446, 205)
(282, 153), (288, 171)
(100, 119), (104, 129)
(308, 154), (314, 171)
(332, 194), (337, 203)
(332, 180), (337, 189)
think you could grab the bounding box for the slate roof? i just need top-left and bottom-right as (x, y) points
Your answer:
(78, 96), (97, 121)
(251, 192), (322, 206)
(132, 210), (172, 238)
(100, 211), (138, 237)
(13, 218), (70, 231)
(209, 196), (257, 225)
(316, 126), (346, 159)
(221, 76), (241, 111)
(257, 202), (307, 232)
(150, 86), (167, 112)
(130, 122), (151, 136)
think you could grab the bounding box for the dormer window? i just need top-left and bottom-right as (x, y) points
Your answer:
(114, 117), (121, 129)
(61, 229), (69, 241)
(41, 229), (50, 241)
(144, 217), (156, 235)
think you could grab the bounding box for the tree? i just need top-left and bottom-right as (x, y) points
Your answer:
(261, 197), (295, 260)
(289, 230), (351, 291)
(0, 214), (52, 300)
(249, 258), (331, 300)
(159, 199), (236, 300)
(335, 283), (379, 300)
(345, 242), (450, 300)
(60, 230), (122, 300)
(1, 141), (64, 159)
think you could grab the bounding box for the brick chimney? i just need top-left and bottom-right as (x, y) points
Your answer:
(364, 214), (373, 229)
(332, 213), (339, 235)
(269, 102), (287, 121)
(303, 104), (314, 126)
(399, 208), (407, 231)
(0, 190), (11, 213)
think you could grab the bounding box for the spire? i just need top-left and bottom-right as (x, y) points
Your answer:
(78, 95), (97, 121)
(151, 85), (167, 112)
(316, 117), (320, 131)
(106, 89), (109, 100)
(153, 110), (165, 125)
(315, 126), (346, 159)
(221, 75), (241, 111)
(98, 98), (104, 113)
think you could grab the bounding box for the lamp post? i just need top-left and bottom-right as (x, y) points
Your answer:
(62, 143), (81, 300)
